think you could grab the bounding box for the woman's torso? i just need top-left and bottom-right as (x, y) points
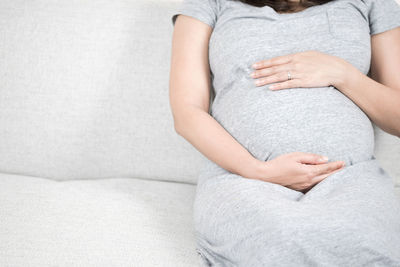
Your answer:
(208, 0), (375, 166)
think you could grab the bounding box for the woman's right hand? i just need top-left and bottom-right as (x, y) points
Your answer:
(258, 152), (345, 193)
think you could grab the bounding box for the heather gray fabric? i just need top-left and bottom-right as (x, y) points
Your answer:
(172, 0), (400, 266)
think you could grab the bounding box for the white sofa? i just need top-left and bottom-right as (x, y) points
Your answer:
(0, 1), (399, 266)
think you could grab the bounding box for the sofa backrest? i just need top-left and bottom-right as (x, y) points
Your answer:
(0, 0), (208, 184)
(0, 0), (399, 188)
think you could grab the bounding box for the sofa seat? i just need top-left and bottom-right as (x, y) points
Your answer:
(0, 173), (198, 267)
(1, 172), (399, 267)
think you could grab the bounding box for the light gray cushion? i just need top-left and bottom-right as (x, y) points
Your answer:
(0, 173), (198, 266)
(0, 0), (204, 184)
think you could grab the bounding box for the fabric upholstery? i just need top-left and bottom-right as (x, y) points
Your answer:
(0, 172), (198, 266)
(0, 0), (205, 184)
(0, 0), (399, 187)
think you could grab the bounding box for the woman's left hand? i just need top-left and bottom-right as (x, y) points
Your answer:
(250, 50), (349, 91)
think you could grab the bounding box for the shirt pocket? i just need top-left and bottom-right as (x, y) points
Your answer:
(326, 5), (370, 47)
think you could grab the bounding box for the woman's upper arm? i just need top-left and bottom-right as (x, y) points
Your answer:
(169, 0), (218, 125)
(370, 27), (400, 91)
(169, 15), (213, 119)
(364, 0), (400, 90)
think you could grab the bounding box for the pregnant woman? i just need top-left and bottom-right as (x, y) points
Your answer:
(170, 0), (400, 265)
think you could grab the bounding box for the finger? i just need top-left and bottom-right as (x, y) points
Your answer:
(255, 71), (294, 87)
(252, 54), (295, 69)
(301, 165), (345, 194)
(310, 173), (330, 184)
(294, 152), (329, 165)
(311, 166), (344, 184)
(251, 64), (290, 79)
(311, 161), (346, 176)
(269, 79), (301, 90)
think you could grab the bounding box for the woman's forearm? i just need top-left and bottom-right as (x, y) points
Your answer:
(174, 106), (267, 179)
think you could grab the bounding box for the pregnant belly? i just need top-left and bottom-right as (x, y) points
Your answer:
(210, 85), (375, 166)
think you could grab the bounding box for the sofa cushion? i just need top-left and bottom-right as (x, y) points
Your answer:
(0, 173), (199, 266)
(0, 0), (205, 184)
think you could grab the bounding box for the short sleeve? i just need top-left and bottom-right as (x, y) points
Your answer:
(171, 0), (219, 29)
(364, 0), (400, 36)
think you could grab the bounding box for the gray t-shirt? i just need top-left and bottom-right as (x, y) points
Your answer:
(171, 0), (400, 168)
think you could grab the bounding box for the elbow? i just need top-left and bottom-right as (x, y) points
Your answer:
(171, 106), (185, 136)
(172, 104), (206, 136)
(395, 90), (400, 138)
(394, 108), (400, 138)
(171, 105), (197, 136)
(174, 122), (183, 136)
(385, 94), (400, 138)
(173, 115), (187, 136)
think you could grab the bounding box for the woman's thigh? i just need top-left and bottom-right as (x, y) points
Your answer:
(193, 159), (400, 266)
(194, 173), (306, 266)
(298, 159), (400, 262)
